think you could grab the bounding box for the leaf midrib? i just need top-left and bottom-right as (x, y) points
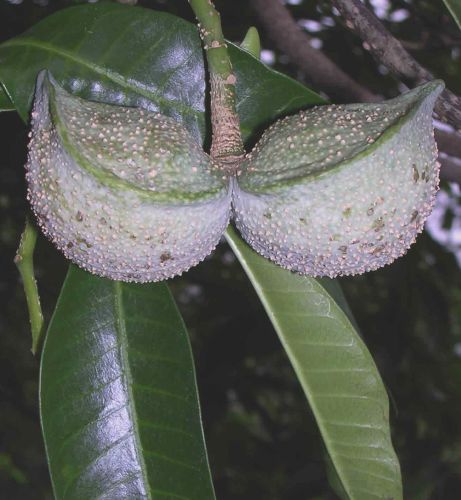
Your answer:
(114, 281), (153, 500)
(0, 38), (201, 119)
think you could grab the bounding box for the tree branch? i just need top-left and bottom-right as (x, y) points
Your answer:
(250, 0), (378, 103)
(439, 155), (461, 184)
(250, 0), (461, 183)
(332, 0), (461, 130)
(435, 128), (461, 159)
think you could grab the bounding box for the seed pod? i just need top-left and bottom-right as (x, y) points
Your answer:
(26, 71), (231, 282)
(233, 81), (444, 277)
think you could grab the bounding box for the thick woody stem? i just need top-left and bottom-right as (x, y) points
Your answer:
(333, 0), (461, 130)
(251, 0), (378, 103)
(188, 0), (245, 172)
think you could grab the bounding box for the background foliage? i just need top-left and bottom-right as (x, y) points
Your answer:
(1, 0), (461, 499)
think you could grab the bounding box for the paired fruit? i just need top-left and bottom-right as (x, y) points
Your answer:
(25, 71), (444, 281)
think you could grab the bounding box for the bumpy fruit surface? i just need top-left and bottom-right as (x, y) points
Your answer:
(26, 71), (231, 282)
(26, 71), (443, 282)
(233, 81), (444, 277)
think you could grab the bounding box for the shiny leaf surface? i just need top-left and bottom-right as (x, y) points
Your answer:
(40, 265), (215, 499)
(225, 227), (402, 500)
(0, 2), (322, 142)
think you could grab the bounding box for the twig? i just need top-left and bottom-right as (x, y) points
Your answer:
(14, 217), (44, 355)
(332, 0), (461, 130)
(250, 0), (377, 103)
(188, 0), (245, 172)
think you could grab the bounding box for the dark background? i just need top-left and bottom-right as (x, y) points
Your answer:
(1, 0), (461, 498)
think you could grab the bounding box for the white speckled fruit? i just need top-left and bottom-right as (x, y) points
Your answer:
(233, 81), (444, 277)
(26, 71), (231, 282)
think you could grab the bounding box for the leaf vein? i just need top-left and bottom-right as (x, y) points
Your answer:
(143, 449), (201, 472)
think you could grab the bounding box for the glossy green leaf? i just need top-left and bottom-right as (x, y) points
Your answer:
(225, 227), (402, 500)
(443, 0), (461, 30)
(0, 2), (322, 143)
(40, 265), (215, 499)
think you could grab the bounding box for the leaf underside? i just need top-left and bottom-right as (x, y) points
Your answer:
(0, 3), (402, 499)
(226, 227), (402, 500)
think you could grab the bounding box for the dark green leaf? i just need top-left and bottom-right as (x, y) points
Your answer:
(225, 227), (402, 500)
(443, 0), (461, 30)
(40, 265), (215, 500)
(0, 2), (322, 141)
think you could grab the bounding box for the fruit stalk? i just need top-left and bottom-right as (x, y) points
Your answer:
(188, 0), (245, 172)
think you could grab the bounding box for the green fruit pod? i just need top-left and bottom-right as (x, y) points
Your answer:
(233, 81), (444, 277)
(26, 71), (231, 282)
